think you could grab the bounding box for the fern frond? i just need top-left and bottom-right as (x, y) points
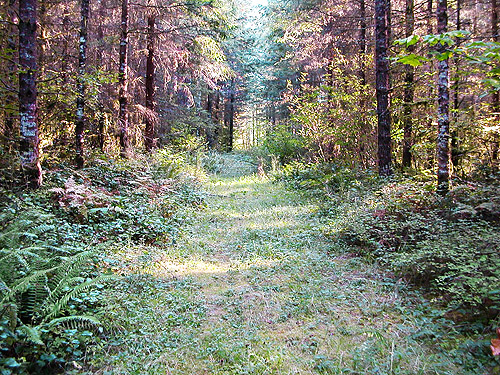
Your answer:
(42, 275), (116, 322)
(0, 266), (58, 303)
(0, 278), (11, 296)
(42, 276), (86, 310)
(46, 251), (94, 291)
(46, 315), (101, 329)
(32, 224), (56, 235)
(45, 245), (79, 256)
(0, 210), (54, 249)
(24, 274), (50, 322)
(0, 247), (47, 271)
(0, 246), (47, 258)
(0, 302), (17, 330)
(18, 324), (44, 346)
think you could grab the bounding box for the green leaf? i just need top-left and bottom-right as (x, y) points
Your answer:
(18, 324), (44, 346)
(394, 35), (420, 47)
(445, 30), (470, 39)
(2, 358), (21, 368)
(396, 54), (427, 67)
(483, 78), (500, 89)
(436, 51), (453, 61)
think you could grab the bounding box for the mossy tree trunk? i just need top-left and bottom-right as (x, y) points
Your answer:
(375, 0), (393, 176)
(436, 0), (450, 194)
(75, 0), (90, 168)
(19, 0), (42, 188)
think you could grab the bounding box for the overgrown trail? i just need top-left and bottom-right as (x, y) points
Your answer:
(93, 156), (457, 374)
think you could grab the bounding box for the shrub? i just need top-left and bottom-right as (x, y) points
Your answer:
(0, 149), (205, 373)
(331, 179), (500, 318)
(262, 127), (306, 164)
(0, 204), (111, 374)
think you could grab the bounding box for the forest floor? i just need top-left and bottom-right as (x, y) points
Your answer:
(85, 155), (463, 375)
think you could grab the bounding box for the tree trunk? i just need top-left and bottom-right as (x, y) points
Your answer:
(229, 82), (235, 151)
(425, 0), (435, 169)
(402, 0), (415, 168)
(38, 0), (47, 78)
(119, 0), (129, 157)
(206, 91), (217, 149)
(375, 0), (392, 175)
(19, 0), (42, 187)
(224, 80), (235, 151)
(98, 112), (105, 151)
(4, 0), (17, 150)
(358, 0), (369, 166)
(96, 0), (106, 152)
(75, 0), (90, 168)
(144, 15), (156, 152)
(492, 0), (499, 169)
(451, 0), (461, 170)
(386, 0), (392, 45)
(214, 89), (221, 148)
(436, 0), (450, 194)
(427, 0), (433, 34)
(359, 0), (367, 85)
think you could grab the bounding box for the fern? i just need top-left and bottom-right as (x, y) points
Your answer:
(1, 266), (59, 303)
(18, 323), (44, 346)
(0, 247), (47, 278)
(0, 250), (114, 327)
(0, 303), (17, 330)
(46, 251), (95, 289)
(0, 278), (10, 295)
(47, 315), (101, 330)
(43, 275), (116, 322)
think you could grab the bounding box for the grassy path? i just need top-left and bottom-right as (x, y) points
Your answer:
(90, 162), (459, 374)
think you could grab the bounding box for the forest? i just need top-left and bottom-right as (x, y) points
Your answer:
(0, 0), (500, 372)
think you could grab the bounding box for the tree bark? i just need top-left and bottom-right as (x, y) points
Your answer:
(451, 0), (461, 170)
(144, 15), (156, 152)
(229, 82), (235, 151)
(386, 0), (392, 45)
(375, 0), (393, 175)
(214, 89), (221, 148)
(224, 79), (235, 151)
(402, 0), (415, 168)
(427, 0), (433, 34)
(119, 0), (129, 158)
(436, 0), (450, 194)
(206, 91), (217, 149)
(19, 0), (42, 187)
(75, 0), (90, 168)
(492, 0), (499, 169)
(4, 0), (17, 150)
(96, 0), (106, 152)
(359, 0), (367, 85)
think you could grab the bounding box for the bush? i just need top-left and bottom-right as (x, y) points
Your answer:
(331, 179), (500, 319)
(0, 203), (110, 374)
(262, 127), (306, 164)
(0, 148), (205, 373)
(275, 161), (500, 320)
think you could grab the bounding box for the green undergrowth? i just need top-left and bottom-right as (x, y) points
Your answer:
(274, 161), (500, 372)
(0, 149), (206, 374)
(76, 158), (480, 374)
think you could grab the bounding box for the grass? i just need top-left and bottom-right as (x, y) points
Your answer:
(80, 155), (469, 375)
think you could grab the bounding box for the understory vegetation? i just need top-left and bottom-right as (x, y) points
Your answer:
(3, 0), (500, 370)
(0, 149), (207, 373)
(1, 150), (499, 374)
(271, 158), (500, 372)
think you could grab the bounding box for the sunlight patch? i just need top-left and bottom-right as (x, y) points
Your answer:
(143, 257), (278, 278)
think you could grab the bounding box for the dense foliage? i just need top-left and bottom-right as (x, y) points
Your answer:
(273, 161), (500, 370)
(0, 150), (206, 373)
